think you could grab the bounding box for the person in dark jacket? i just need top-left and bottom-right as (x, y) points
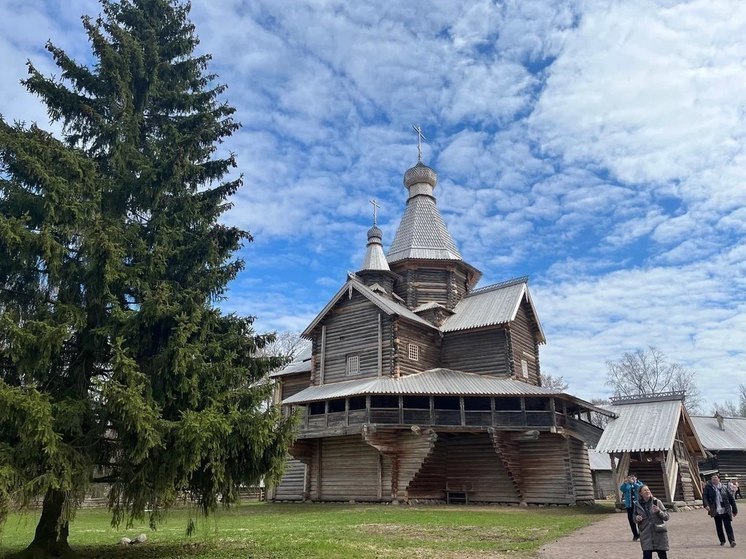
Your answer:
(620, 474), (644, 540)
(703, 474), (738, 547)
(634, 485), (669, 559)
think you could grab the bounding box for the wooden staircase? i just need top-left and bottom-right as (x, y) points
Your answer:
(489, 429), (524, 503)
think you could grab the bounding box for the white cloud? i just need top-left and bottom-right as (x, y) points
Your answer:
(1, 0), (745, 413)
(530, 0), (746, 247)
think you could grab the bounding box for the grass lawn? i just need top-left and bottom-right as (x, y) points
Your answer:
(0, 502), (612, 558)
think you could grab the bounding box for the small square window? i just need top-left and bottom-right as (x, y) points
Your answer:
(346, 354), (360, 375)
(521, 359), (529, 379)
(408, 343), (419, 361)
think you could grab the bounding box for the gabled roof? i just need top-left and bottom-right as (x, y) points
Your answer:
(595, 396), (705, 456)
(691, 416), (746, 450)
(301, 277), (437, 338)
(282, 368), (613, 414)
(269, 343), (312, 378)
(440, 277), (546, 342)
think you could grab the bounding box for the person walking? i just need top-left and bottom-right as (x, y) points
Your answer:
(735, 480), (742, 500)
(621, 474), (644, 541)
(703, 474), (738, 547)
(634, 485), (670, 559)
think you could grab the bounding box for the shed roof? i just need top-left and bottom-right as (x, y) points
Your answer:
(301, 276), (437, 338)
(588, 449), (612, 471)
(282, 368), (612, 415)
(691, 416), (746, 450)
(440, 278), (546, 343)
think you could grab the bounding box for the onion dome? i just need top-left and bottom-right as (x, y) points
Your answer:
(360, 224), (390, 271)
(387, 160), (461, 263)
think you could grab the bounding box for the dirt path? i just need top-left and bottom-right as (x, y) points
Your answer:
(538, 509), (741, 559)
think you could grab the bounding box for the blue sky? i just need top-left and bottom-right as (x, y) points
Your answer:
(1, 0), (745, 410)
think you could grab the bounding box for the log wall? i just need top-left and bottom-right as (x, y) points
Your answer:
(396, 320), (441, 376)
(441, 328), (509, 376)
(508, 300), (540, 385)
(281, 372), (311, 400)
(408, 433), (518, 502)
(517, 433), (575, 504)
(568, 438), (595, 502)
(287, 430), (594, 505)
(715, 451), (746, 481)
(390, 265), (470, 310)
(312, 292), (393, 384)
(309, 435), (389, 501)
(630, 460), (666, 502)
(446, 434), (519, 502)
(273, 458), (306, 501)
(592, 471), (615, 499)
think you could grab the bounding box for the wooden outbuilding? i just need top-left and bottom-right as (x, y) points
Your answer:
(269, 156), (614, 505)
(588, 449), (615, 500)
(691, 414), (746, 483)
(595, 392), (706, 507)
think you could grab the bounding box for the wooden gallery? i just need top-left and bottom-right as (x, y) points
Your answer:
(269, 155), (613, 505)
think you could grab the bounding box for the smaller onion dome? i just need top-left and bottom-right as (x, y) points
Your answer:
(360, 224), (390, 271)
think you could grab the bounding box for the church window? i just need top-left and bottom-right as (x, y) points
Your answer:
(346, 354), (360, 375)
(521, 359), (529, 379)
(408, 343), (419, 361)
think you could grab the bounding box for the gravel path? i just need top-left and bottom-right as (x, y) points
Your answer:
(537, 509), (741, 559)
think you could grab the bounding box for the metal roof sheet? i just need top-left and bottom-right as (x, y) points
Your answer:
(386, 195), (462, 263)
(588, 449), (612, 471)
(442, 282), (524, 332)
(595, 399), (683, 453)
(283, 368), (565, 404)
(440, 280), (546, 342)
(691, 416), (746, 450)
(269, 344), (312, 378)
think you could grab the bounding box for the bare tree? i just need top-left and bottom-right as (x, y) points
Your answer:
(605, 346), (702, 414)
(589, 398), (612, 429)
(255, 330), (309, 363)
(711, 401), (741, 417)
(711, 385), (746, 417)
(541, 374), (569, 391)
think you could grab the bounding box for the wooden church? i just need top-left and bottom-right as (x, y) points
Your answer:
(269, 148), (613, 505)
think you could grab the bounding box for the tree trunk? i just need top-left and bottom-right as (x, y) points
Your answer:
(7, 488), (75, 559)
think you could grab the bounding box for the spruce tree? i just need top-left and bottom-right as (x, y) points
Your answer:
(0, 1), (295, 556)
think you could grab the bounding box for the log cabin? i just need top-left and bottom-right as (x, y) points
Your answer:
(691, 414), (746, 483)
(595, 392), (706, 507)
(269, 156), (614, 505)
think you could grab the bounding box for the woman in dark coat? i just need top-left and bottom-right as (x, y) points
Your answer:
(634, 485), (670, 559)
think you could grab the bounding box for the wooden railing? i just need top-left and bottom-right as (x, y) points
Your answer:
(301, 407), (570, 435)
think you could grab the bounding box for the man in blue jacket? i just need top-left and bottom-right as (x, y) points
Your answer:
(620, 474), (644, 540)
